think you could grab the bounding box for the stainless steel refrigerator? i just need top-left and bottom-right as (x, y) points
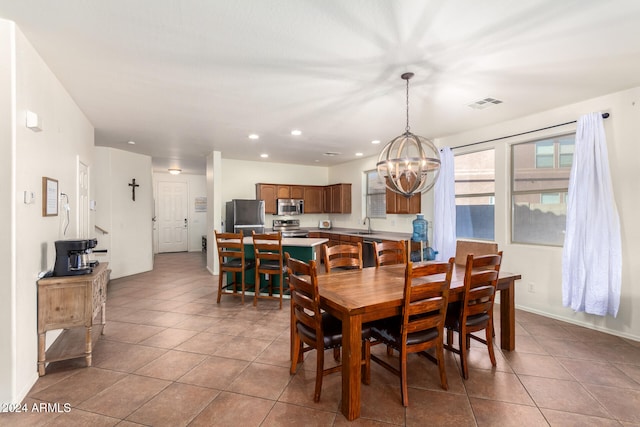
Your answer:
(225, 199), (265, 236)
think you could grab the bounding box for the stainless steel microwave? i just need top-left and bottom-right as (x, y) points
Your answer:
(277, 199), (304, 216)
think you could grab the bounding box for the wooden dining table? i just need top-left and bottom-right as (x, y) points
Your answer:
(314, 263), (521, 421)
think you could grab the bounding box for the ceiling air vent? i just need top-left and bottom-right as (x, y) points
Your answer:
(323, 152), (341, 156)
(468, 97), (503, 110)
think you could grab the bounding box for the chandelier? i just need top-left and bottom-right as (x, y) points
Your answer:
(376, 72), (441, 197)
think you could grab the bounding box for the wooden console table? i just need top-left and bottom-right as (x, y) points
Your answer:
(37, 262), (110, 376)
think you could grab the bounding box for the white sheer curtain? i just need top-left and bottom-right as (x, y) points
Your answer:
(433, 147), (456, 261)
(562, 112), (621, 317)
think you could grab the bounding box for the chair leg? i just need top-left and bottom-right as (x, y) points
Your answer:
(240, 270), (245, 305)
(333, 347), (340, 361)
(362, 340), (371, 385)
(314, 347), (324, 402)
(217, 272), (223, 304)
(290, 333), (302, 375)
(459, 327), (469, 380)
(253, 270), (259, 306)
(486, 321), (497, 367)
(386, 345), (394, 356)
(278, 274), (283, 310)
(436, 340), (448, 390)
(399, 349), (409, 407)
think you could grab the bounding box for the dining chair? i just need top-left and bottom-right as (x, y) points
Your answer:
(454, 240), (498, 266)
(373, 240), (407, 267)
(252, 231), (286, 309)
(322, 242), (363, 274)
(214, 231), (255, 304)
(286, 253), (370, 402)
(445, 252), (503, 379)
(366, 258), (454, 406)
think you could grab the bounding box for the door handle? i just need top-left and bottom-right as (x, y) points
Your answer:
(184, 218), (188, 227)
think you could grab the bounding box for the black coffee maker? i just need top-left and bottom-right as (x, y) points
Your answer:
(53, 239), (98, 276)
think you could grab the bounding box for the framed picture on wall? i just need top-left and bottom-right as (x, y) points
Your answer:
(42, 177), (58, 216)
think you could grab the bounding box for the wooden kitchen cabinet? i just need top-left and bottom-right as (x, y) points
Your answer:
(258, 182), (350, 214)
(276, 185), (291, 199)
(291, 185), (305, 199)
(304, 186), (324, 213)
(385, 177), (421, 214)
(325, 183), (351, 213)
(36, 263), (110, 376)
(256, 183), (277, 214)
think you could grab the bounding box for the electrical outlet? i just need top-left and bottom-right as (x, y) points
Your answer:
(528, 282), (535, 293)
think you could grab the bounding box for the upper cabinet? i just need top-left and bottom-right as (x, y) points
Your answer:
(256, 183), (351, 214)
(276, 185), (291, 199)
(385, 177), (421, 214)
(324, 183), (351, 214)
(256, 183), (278, 214)
(304, 186), (324, 213)
(291, 186), (305, 199)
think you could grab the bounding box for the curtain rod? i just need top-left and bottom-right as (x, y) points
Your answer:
(451, 112), (610, 150)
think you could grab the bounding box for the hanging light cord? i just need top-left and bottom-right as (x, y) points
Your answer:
(405, 76), (410, 133)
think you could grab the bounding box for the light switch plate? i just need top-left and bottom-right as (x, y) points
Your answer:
(23, 191), (35, 204)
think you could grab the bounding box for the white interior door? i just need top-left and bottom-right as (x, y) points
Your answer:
(78, 161), (89, 238)
(158, 181), (189, 253)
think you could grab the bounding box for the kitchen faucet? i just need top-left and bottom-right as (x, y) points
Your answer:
(363, 216), (372, 233)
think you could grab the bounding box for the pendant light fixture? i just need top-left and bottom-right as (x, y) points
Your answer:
(376, 72), (441, 197)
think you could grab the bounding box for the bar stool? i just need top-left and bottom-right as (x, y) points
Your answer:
(214, 231), (255, 304)
(252, 231), (286, 309)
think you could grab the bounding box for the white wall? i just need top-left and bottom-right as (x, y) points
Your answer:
(435, 86), (640, 341)
(330, 88), (640, 341)
(1, 20), (97, 404)
(152, 172), (207, 253)
(220, 158), (329, 229)
(0, 18), (16, 405)
(94, 147), (154, 279)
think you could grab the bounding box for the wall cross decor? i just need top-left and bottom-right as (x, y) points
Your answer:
(128, 178), (140, 201)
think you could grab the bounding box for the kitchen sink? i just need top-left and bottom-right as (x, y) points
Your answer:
(355, 231), (375, 235)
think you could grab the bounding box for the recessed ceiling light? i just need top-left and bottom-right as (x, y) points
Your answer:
(355, 152), (363, 157)
(291, 129), (302, 136)
(168, 168), (181, 175)
(127, 140), (136, 145)
(248, 134), (259, 140)
(371, 140), (380, 145)
(260, 153), (269, 158)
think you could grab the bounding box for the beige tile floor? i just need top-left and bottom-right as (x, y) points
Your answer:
(5, 252), (640, 426)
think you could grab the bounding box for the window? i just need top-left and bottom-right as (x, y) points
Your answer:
(511, 133), (575, 245)
(365, 170), (386, 218)
(454, 149), (495, 240)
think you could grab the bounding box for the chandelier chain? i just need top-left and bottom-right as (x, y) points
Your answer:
(405, 77), (410, 133)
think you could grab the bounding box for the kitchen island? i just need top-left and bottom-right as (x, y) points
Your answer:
(225, 236), (328, 298)
(242, 236), (328, 262)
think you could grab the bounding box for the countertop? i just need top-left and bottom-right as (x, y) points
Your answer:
(243, 236), (328, 248)
(304, 227), (412, 242)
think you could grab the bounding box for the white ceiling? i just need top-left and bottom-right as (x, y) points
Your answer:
(2, 0), (640, 174)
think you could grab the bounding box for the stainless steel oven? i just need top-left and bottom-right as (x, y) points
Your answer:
(277, 199), (304, 216)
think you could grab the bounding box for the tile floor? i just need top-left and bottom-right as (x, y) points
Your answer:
(5, 252), (640, 426)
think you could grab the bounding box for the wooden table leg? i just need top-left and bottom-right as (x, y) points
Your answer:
(499, 280), (515, 351)
(85, 325), (92, 367)
(341, 313), (362, 421)
(38, 332), (46, 376)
